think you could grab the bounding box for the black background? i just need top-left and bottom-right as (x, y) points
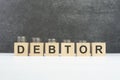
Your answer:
(0, 0), (120, 53)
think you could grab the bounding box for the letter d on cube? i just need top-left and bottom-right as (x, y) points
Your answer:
(14, 42), (29, 56)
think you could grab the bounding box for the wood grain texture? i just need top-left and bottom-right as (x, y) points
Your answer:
(44, 42), (59, 56)
(14, 42), (29, 56)
(29, 43), (44, 56)
(76, 43), (91, 56)
(61, 43), (75, 56)
(91, 42), (106, 56)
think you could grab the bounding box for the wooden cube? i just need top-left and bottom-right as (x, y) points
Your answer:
(61, 43), (75, 56)
(91, 42), (106, 56)
(14, 42), (29, 56)
(29, 43), (44, 56)
(76, 43), (91, 56)
(45, 42), (59, 56)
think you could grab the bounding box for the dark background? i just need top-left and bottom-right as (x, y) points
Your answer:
(0, 0), (120, 53)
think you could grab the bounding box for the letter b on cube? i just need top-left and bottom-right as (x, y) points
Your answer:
(45, 42), (59, 56)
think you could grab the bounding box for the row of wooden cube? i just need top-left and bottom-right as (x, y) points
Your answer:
(14, 42), (106, 56)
